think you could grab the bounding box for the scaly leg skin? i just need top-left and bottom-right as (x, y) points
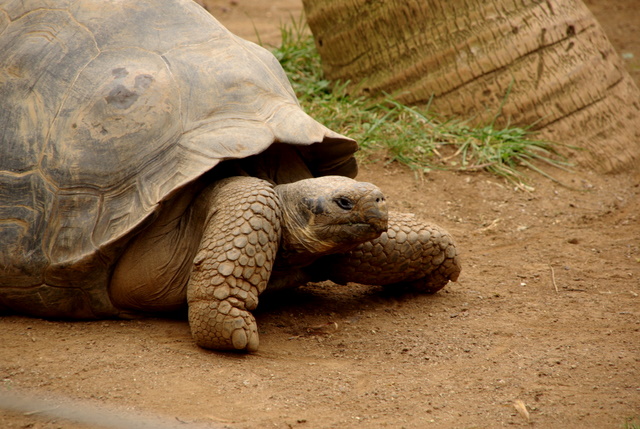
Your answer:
(316, 212), (461, 293)
(187, 177), (281, 352)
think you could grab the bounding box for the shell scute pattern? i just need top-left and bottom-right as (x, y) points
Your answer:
(1, 0), (354, 318)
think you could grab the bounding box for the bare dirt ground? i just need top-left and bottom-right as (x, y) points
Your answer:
(1, 1), (639, 428)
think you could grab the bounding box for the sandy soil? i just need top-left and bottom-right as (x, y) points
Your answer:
(1, 1), (639, 428)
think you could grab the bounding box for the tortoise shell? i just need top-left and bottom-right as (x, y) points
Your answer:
(0, 0), (356, 318)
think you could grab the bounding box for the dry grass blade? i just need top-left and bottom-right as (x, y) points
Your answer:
(513, 399), (530, 422)
(550, 265), (559, 292)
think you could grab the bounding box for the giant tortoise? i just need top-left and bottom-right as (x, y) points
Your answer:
(0, 0), (460, 352)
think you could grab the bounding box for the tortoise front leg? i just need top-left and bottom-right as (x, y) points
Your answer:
(314, 212), (461, 293)
(187, 177), (281, 352)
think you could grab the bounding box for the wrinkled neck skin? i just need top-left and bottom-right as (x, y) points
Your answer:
(266, 184), (328, 291)
(276, 189), (338, 267)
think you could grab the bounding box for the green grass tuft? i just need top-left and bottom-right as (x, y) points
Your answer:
(624, 417), (640, 429)
(271, 19), (573, 188)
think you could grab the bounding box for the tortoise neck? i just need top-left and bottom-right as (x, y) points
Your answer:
(274, 181), (336, 266)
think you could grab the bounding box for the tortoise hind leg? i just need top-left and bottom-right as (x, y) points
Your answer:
(187, 177), (281, 352)
(312, 212), (460, 293)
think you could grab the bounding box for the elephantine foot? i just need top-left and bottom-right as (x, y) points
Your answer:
(186, 176), (281, 352)
(312, 211), (461, 292)
(189, 298), (259, 351)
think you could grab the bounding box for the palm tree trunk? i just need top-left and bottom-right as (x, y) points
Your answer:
(302, 0), (640, 173)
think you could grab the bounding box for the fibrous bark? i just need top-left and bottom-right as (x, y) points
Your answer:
(302, 0), (640, 172)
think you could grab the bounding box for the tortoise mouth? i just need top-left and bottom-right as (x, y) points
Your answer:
(339, 221), (387, 234)
(333, 218), (388, 242)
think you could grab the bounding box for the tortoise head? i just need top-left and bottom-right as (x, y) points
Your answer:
(275, 176), (388, 263)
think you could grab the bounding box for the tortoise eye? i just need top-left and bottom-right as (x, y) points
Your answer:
(335, 197), (354, 210)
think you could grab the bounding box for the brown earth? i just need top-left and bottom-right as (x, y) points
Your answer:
(1, 1), (639, 428)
